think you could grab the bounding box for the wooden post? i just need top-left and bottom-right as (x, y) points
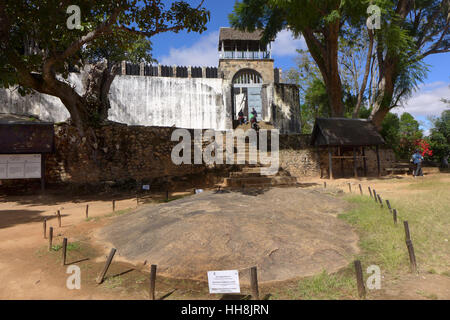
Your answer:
(150, 264), (157, 300)
(373, 190), (378, 203)
(57, 210), (61, 227)
(368, 187), (373, 198)
(393, 209), (398, 225)
(250, 266), (259, 300)
(86, 205), (89, 219)
(328, 147), (333, 180)
(348, 183), (352, 193)
(43, 218), (47, 239)
(62, 238), (67, 266)
(112, 200), (116, 212)
(96, 248), (117, 284)
(406, 239), (418, 273)
(376, 145), (381, 177)
(48, 227), (53, 251)
(386, 200), (392, 213)
(403, 221), (411, 241)
(359, 184), (363, 195)
(324, 181), (327, 189)
(354, 260), (366, 298)
(377, 194), (383, 208)
(353, 147), (358, 178)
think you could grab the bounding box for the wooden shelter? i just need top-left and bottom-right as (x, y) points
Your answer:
(310, 118), (385, 179)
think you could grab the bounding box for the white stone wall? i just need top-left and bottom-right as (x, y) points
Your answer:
(0, 74), (231, 130)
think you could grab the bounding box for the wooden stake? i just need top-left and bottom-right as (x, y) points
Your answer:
(368, 187), (373, 198)
(43, 218), (47, 239)
(373, 190), (378, 202)
(250, 266), (259, 300)
(359, 184), (363, 195)
(354, 260), (366, 298)
(48, 227), (53, 251)
(348, 183), (352, 193)
(150, 264), (157, 300)
(112, 200), (116, 212)
(324, 181), (327, 189)
(403, 221), (411, 241)
(406, 239), (418, 273)
(96, 248), (117, 284)
(386, 200), (392, 213)
(57, 210), (61, 227)
(86, 205), (89, 219)
(62, 238), (67, 266)
(377, 194), (383, 208)
(393, 209), (398, 225)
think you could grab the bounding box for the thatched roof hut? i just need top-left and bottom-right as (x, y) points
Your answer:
(310, 118), (385, 179)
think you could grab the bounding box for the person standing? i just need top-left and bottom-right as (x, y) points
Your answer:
(411, 149), (424, 177)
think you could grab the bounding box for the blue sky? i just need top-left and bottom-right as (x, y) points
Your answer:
(150, 1), (449, 132)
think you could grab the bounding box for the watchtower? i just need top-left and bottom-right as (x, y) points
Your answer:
(218, 28), (279, 124)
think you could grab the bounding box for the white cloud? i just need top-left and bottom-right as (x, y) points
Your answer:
(392, 82), (450, 118)
(157, 29), (306, 67)
(158, 31), (219, 67)
(272, 29), (307, 57)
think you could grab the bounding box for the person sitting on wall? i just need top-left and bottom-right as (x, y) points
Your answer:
(238, 109), (247, 125)
(411, 149), (424, 177)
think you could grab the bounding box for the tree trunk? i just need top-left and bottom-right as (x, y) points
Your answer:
(369, 67), (395, 130)
(303, 21), (344, 118)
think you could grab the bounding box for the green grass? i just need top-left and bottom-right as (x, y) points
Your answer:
(289, 269), (356, 300)
(272, 175), (449, 300)
(51, 241), (81, 252)
(340, 175), (450, 275)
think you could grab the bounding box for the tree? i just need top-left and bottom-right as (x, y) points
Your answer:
(397, 112), (423, 159)
(368, 0), (449, 128)
(428, 109), (450, 163)
(229, 0), (367, 118)
(380, 112), (400, 153)
(230, 0), (449, 129)
(0, 0), (209, 136)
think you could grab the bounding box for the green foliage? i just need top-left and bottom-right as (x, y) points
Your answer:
(428, 109), (450, 163)
(380, 112), (424, 159)
(381, 112), (400, 151)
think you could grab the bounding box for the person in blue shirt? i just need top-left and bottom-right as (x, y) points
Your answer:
(411, 149), (424, 177)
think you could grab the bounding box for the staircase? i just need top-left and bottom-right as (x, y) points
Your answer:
(217, 131), (297, 189)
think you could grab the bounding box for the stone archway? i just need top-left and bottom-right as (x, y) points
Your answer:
(232, 69), (263, 123)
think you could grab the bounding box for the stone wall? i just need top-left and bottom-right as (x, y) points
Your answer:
(277, 134), (397, 180)
(272, 84), (302, 134)
(218, 59), (275, 84)
(0, 73), (231, 130)
(43, 124), (228, 190)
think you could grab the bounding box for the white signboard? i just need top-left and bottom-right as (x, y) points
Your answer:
(207, 270), (240, 294)
(0, 154), (42, 179)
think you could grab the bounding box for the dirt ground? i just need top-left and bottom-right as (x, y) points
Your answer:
(0, 174), (449, 300)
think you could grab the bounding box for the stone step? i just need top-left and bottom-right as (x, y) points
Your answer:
(223, 176), (297, 188)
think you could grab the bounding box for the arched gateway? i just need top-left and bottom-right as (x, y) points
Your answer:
(232, 69), (263, 122)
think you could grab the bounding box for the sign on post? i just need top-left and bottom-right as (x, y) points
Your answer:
(207, 270), (240, 294)
(0, 154), (42, 179)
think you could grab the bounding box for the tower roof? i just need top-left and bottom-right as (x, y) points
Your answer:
(219, 27), (264, 41)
